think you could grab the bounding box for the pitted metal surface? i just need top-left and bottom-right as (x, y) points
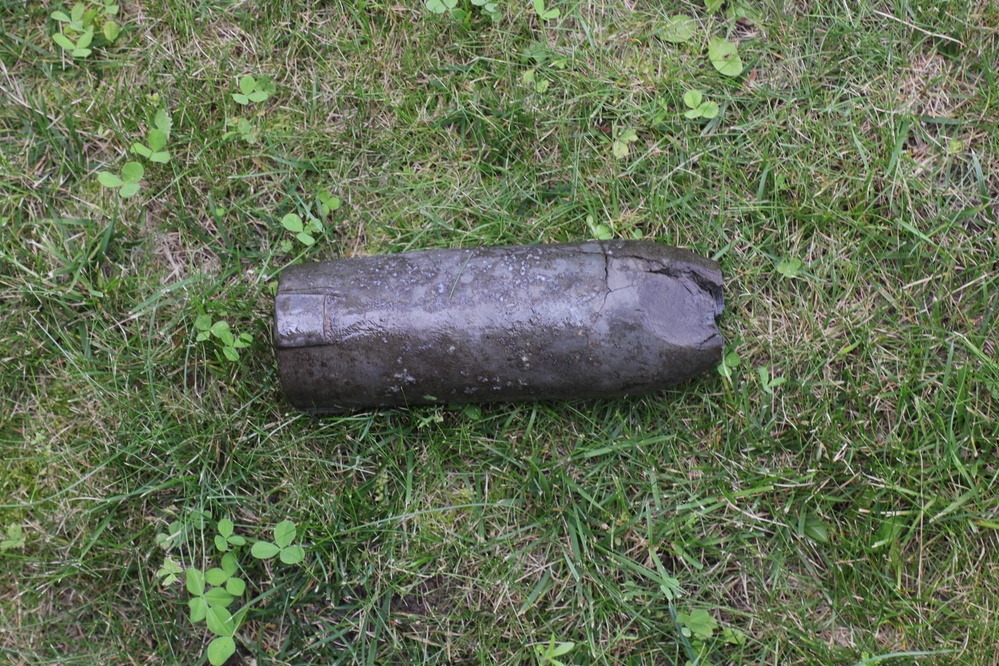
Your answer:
(275, 240), (724, 414)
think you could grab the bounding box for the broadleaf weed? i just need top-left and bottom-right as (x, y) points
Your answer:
(50, 0), (120, 58)
(156, 511), (307, 666)
(776, 256), (803, 278)
(194, 314), (252, 363)
(708, 36), (743, 77)
(232, 74), (275, 106)
(425, 0), (503, 24)
(280, 213), (323, 250)
(676, 608), (746, 666)
(317, 189), (341, 217)
(612, 126), (638, 159)
(223, 117), (259, 144)
(470, 0), (501, 21)
(534, 635), (575, 665)
(131, 108), (172, 163)
(683, 90), (719, 120)
(656, 8), (746, 126)
(0, 524), (26, 551)
(532, 0), (559, 21)
(658, 14), (695, 43)
(717, 349), (741, 381)
(586, 215), (612, 240)
(522, 68), (550, 94)
(98, 161), (143, 198)
(425, 0), (458, 14)
(156, 556), (182, 586)
(224, 75), (274, 148)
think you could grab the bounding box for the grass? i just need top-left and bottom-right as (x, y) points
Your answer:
(1, 0), (997, 663)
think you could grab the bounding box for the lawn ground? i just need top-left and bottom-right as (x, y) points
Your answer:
(1, 0), (998, 664)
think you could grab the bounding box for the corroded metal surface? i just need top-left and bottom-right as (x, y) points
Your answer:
(275, 241), (724, 414)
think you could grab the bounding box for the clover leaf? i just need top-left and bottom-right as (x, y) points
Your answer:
(214, 518), (246, 552)
(98, 161), (143, 198)
(207, 637), (236, 666)
(677, 608), (718, 641)
(425, 0), (458, 14)
(659, 14), (695, 43)
(317, 189), (341, 217)
(612, 128), (638, 159)
(52, 26), (93, 58)
(156, 556), (182, 586)
(232, 74), (275, 105)
(1, 524), (25, 551)
(776, 257), (803, 278)
(282, 213), (323, 247)
(708, 37), (743, 77)
(533, 0), (559, 20)
(251, 519), (305, 564)
(683, 89), (719, 119)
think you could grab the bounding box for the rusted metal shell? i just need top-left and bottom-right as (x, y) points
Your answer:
(275, 241), (724, 414)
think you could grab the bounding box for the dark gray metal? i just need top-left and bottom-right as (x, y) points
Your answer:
(275, 240), (724, 414)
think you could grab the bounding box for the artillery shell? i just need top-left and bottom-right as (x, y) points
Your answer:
(275, 241), (724, 414)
